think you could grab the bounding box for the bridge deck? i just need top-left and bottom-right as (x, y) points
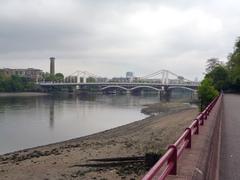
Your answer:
(220, 94), (240, 180)
(38, 82), (199, 86)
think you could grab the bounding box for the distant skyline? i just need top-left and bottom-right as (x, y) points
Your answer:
(0, 0), (240, 80)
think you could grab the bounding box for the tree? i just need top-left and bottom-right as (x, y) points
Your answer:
(227, 37), (240, 70)
(55, 73), (64, 81)
(43, 73), (55, 82)
(206, 58), (223, 73)
(200, 37), (240, 96)
(227, 37), (240, 91)
(198, 78), (219, 111)
(229, 67), (240, 91)
(10, 75), (24, 91)
(43, 72), (65, 82)
(0, 74), (35, 92)
(86, 77), (96, 82)
(205, 66), (229, 91)
(0, 73), (5, 92)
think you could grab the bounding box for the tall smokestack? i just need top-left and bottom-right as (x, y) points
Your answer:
(50, 57), (55, 75)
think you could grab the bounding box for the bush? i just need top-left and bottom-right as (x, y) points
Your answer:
(198, 78), (219, 111)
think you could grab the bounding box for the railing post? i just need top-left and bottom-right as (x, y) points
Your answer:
(200, 113), (204, 126)
(168, 145), (177, 175)
(208, 106), (211, 115)
(209, 104), (213, 112)
(204, 111), (207, 121)
(194, 119), (199, 134)
(185, 128), (192, 148)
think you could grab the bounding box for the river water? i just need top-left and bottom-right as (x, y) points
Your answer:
(0, 94), (162, 155)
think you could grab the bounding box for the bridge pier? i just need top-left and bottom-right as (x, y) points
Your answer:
(160, 90), (168, 101)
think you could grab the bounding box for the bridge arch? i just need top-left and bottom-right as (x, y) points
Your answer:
(130, 86), (161, 92)
(167, 86), (196, 92)
(100, 85), (129, 91)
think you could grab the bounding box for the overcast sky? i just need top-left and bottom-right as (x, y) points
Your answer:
(0, 0), (239, 80)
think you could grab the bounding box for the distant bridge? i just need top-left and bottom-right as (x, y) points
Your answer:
(38, 69), (199, 94)
(38, 82), (198, 94)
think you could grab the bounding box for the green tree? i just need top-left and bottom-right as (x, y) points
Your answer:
(0, 73), (5, 92)
(0, 74), (35, 92)
(10, 75), (24, 91)
(227, 37), (240, 69)
(198, 78), (219, 111)
(206, 58), (223, 73)
(86, 77), (96, 82)
(230, 69), (240, 91)
(55, 73), (64, 82)
(205, 66), (229, 91)
(227, 37), (240, 91)
(43, 72), (65, 82)
(43, 73), (55, 82)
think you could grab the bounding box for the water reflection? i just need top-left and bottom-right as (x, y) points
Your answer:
(0, 92), (195, 154)
(49, 99), (54, 129)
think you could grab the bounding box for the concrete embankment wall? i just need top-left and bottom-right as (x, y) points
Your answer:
(167, 97), (223, 180)
(203, 99), (223, 180)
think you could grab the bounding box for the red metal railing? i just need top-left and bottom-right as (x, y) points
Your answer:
(142, 94), (223, 180)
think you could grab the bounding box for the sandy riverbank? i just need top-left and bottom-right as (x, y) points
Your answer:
(0, 107), (198, 180)
(0, 92), (49, 97)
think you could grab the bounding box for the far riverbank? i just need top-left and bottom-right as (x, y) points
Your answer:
(0, 92), (49, 97)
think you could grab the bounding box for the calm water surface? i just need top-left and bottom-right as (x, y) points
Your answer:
(0, 94), (160, 154)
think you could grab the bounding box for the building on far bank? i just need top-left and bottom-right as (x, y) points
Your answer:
(0, 68), (44, 82)
(126, 72), (134, 82)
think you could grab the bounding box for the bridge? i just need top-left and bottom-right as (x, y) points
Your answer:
(38, 69), (199, 94)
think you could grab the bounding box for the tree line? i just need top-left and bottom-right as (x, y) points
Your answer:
(198, 37), (240, 110)
(0, 72), (65, 92)
(43, 72), (64, 82)
(0, 74), (35, 92)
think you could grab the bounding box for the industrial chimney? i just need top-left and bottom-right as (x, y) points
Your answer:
(50, 57), (55, 75)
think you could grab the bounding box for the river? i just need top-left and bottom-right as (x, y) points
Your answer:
(0, 94), (163, 155)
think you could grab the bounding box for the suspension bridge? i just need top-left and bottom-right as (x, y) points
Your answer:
(38, 69), (199, 94)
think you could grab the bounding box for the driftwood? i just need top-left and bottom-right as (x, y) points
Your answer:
(88, 156), (145, 162)
(72, 160), (143, 168)
(71, 153), (161, 169)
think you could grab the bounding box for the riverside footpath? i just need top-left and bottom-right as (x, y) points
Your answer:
(220, 94), (240, 180)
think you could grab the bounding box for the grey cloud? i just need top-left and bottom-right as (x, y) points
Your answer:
(0, 0), (239, 79)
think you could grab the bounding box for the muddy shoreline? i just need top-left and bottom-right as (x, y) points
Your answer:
(0, 105), (198, 180)
(141, 101), (193, 115)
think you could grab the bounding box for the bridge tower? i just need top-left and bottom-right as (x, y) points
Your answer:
(73, 71), (90, 83)
(83, 72), (87, 83)
(76, 72), (80, 83)
(162, 70), (169, 85)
